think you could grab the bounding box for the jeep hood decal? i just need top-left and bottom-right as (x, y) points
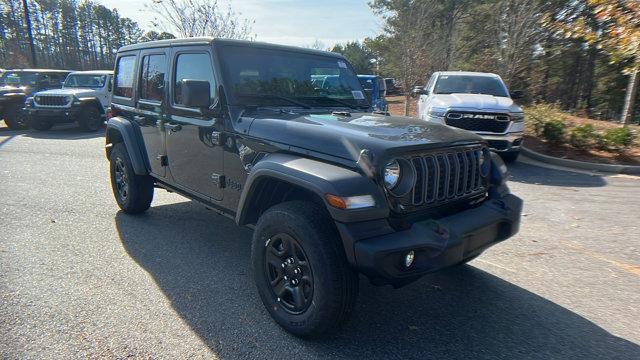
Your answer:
(246, 111), (483, 162)
(430, 93), (522, 113)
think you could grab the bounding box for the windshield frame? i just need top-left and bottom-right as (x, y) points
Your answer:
(433, 74), (509, 97)
(217, 44), (371, 110)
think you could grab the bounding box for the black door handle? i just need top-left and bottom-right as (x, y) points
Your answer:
(165, 123), (182, 132)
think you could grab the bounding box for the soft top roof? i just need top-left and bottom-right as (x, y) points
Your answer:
(117, 37), (345, 60)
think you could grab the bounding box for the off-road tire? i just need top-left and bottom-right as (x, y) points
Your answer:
(252, 201), (359, 338)
(109, 143), (154, 214)
(78, 106), (102, 132)
(29, 116), (53, 131)
(4, 106), (28, 130)
(500, 151), (519, 164)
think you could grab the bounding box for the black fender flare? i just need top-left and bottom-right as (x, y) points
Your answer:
(77, 97), (105, 114)
(105, 117), (149, 175)
(236, 153), (389, 225)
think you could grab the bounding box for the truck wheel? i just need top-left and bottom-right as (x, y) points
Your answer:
(78, 106), (102, 132)
(500, 151), (519, 164)
(4, 106), (28, 130)
(252, 201), (359, 338)
(29, 116), (53, 131)
(109, 143), (154, 214)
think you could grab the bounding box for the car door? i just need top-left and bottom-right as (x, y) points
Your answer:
(135, 50), (169, 178)
(165, 48), (224, 201)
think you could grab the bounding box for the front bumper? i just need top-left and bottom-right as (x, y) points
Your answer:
(480, 132), (523, 153)
(27, 106), (82, 122)
(348, 193), (522, 283)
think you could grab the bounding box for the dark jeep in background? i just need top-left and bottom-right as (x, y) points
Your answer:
(106, 38), (522, 338)
(0, 69), (71, 129)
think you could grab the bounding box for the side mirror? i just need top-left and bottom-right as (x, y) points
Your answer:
(181, 79), (210, 108)
(510, 90), (523, 100)
(411, 86), (427, 97)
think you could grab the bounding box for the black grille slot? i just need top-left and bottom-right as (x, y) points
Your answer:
(446, 112), (510, 133)
(397, 146), (487, 209)
(35, 95), (68, 106)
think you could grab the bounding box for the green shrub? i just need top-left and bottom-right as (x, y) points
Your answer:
(569, 124), (599, 149)
(542, 119), (567, 144)
(601, 127), (636, 150)
(524, 104), (565, 136)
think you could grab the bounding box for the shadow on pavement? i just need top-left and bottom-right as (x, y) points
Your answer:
(0, 124), (105, 140)
(23, 124), (105, 140)
(506, 160), (607, 188)
(115, 201), (639, 359)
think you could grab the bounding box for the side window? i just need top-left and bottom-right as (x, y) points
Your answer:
(173, 53), (216, 106)
(140, 54), (167, 102)
(114, 55), (136, 98)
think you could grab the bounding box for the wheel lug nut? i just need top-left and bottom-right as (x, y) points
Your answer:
(284, 275), (288, 280)
(281, 263), (285, 268)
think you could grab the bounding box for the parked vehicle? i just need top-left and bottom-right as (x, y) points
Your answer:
(106, 38), (522, 338)
(26, 70), (113, 131)
(413, 71), (524, 162)
(0, 69), (71, 129)
(384, 77), (401, 95)
(357, 75), (387, 112)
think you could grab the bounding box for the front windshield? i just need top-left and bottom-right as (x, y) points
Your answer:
(434, 75), (508, 97)
(64, 74), (107, 88)
(220, 45), (369, 108)
(0, 71), (37, 87)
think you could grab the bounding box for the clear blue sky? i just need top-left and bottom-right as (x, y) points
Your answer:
(98, 0), (383, 47)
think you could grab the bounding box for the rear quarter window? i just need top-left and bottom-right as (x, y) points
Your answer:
(114, 55), (137, 98)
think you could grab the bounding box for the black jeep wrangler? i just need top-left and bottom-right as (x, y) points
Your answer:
(0, 69), (71, 129)
(106, 38), (522, 338)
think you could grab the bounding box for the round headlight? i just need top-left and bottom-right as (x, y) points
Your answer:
(384, 159), (401, 189)
(64, 96), (71, 103)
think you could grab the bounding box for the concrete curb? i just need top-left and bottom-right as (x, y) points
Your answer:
(521, 147), (640, 175)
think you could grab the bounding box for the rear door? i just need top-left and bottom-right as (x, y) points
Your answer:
(165, 47), (224, 201)
(134, 49), (169, 178)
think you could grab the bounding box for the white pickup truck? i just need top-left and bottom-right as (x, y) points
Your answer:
(413, 71), (524, 162)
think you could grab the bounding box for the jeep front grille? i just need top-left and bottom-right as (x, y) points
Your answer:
(34, 95), (70, 107)
(394, 146), (488, 210)
(445, 112), (510, 133)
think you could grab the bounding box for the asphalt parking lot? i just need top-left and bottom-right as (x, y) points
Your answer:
(1, 125), (639, 359)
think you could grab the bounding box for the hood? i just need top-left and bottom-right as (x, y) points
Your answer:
(0, 85), (27, 96)
(36, 88), (97, 97)
(431, 93), (522, 113)
(246, 111), (483, 163)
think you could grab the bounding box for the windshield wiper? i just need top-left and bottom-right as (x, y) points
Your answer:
(238, 94), (311, 109)
(297, 96), (360, 110)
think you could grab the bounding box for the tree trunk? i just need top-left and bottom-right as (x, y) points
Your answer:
(621, 70), (639, 125)
(404, 94), (410, 116)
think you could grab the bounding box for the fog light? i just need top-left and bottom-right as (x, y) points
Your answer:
(404, 250), (415, 268)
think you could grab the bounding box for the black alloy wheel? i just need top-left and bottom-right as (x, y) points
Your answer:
(264, 233), (314, 314)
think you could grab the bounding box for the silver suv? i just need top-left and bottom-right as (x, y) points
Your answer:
(413, 71), (524, 162)
(26, 70), (113, 131)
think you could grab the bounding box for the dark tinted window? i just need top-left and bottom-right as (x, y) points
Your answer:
(434, 75), (508, 97)
(114, 55), (136, 98)
(174, 53), (216, 105)
(140, 55), (167, 101)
